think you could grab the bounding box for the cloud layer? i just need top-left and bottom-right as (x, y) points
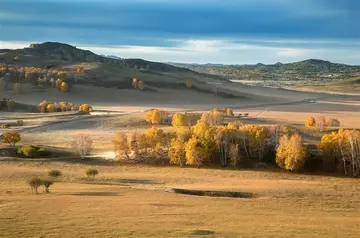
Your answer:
(1, 0), (360, 64)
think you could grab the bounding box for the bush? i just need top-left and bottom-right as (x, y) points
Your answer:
(48, 170), (62, 178)
(17, 145), (51, 158)
(16, 120), (24, 126)
(42, 179), (54, 193)
(1, 124), (10, 129)
(28, 177), (43, 194)
(85, 168), (99, 179)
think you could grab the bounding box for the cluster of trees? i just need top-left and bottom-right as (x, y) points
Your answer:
(145, 109), (169, 124)
(113, 114), (302, 169)
(0, 65), (73, 92)
(305, 116), (340, 132)
(319, 129), (360, 176)
(132, 78), (145, 90)
(38, 101), (93, 113)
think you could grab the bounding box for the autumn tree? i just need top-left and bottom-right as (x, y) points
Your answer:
(226, 108), (234, 117)
(316, 116), (326, 132)
(76, 67), (84, 73)
(145, 109), (166, 124)
(138, 80), (145, 90)
(132, 78), (137, 88)
(112, 132), (130, 159)
(71, 133), (94, 159)
(46, 103), (56, 113)
(79, 104), (93, 112)
(1, 132), (21, 146)
(305, 116), (316, 127)
(60, 82), (69, 92)
(276, 133), (306, 171)
(185, 137), (203, 167)
(326, 118), (340, 127)
(185, 78), (193, 89)
(229, 143), (240, 169)
(168, 138), (186, 167)
(56, 78), (62, 89)
(172, 113), (189, 127)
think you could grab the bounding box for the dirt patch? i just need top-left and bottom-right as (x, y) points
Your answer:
(190, 229), (216, 236)
(169, 188), (253, 198)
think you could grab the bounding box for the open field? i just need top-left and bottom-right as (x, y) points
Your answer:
(2, 71), (360, 237)
(1, 159), (360, 237)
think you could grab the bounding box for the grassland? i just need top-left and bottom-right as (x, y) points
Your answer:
(1, 159), (360, 238)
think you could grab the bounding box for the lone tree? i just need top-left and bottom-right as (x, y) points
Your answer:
(85, 168), (99, 179)
(28, 177), (43, 194)
(185, 78), (193, 89)
(60, 82), (69, 92)
(305, 116), (316, 127)
(71, 133), (94, 159)
(42, 179), (54, 193)
(1, 132), (21, 146)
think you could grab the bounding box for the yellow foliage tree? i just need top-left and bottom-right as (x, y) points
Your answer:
(276, 133), (306, 171)
(168, 138), (186, 167)
(138, 80), (145, 90)
(55, 78), (62, 89)
(60, 82), (69, 92)
(145, 109), (166, 124)
(46, 103), (56, 113)
(112, 132), (130, 159)
(132, 78), (137, 88)
(79, 104), (93, 113)
(226, 108), (234, 116)
(305, 116), (316, 127)
(1, 131), (21, 146)
(171, 113), (189, 127)
(185, 137), (203, 167)
(185, 78), (193, 89)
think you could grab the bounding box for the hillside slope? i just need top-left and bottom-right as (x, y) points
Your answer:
(173, 59), (360, 81)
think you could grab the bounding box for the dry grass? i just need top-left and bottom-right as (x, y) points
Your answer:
(0, 159), (360, 237)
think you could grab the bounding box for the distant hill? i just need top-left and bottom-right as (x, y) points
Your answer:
(0, 42), (239, 97)
(172, 59), (360, 81)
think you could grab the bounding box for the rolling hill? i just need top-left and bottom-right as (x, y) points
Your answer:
(173, 59), (360, 81)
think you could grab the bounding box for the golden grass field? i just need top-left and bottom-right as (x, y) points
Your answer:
(2, 81), (360, 237)
(1, 159), (360, 238)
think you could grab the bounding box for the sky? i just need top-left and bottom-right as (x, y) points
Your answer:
(0, 0), (360, 64)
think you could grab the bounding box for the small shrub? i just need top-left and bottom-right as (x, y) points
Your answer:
(17, 145), (50, 158)
(85, 168), (99, 179)
(42, 179), (54, 193)
(16, 120), (24, 126)
(1, 124), (10, 129)
(48, 170), (62, 178)
(18, 145), (40, 158)
(28, 177), (43, 194)
(243, 113), (249, 117)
